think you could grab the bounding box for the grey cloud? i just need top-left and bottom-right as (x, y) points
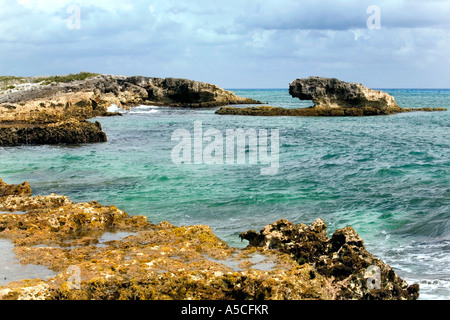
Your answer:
(0, 0), (448, 88)
(235, 0), (450, 31)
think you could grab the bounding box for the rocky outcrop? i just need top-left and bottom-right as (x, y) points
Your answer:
(0, 73), (260, 146)
(113, 76), (262, 108)
(0, 74), (261, 112)
(288, 77), (446, 115)
(0, 178), (419, 300)
(289, 77), (400, 110)
(240, 219), (419, 300)
(0, 120), (107, 147)
(0, 88), (110, 146)
(216, 77), (446, 117)
(0, 177), (32, 197)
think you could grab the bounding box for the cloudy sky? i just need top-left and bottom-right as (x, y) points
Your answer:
(1, 0), (449, 88)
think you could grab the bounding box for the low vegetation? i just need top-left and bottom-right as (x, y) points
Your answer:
(0, 72), (100, 91)
(32, 72), (99, 85)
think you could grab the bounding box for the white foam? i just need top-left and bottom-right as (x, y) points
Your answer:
(107, 104), (125, 113)
(380, 239), (450, 300)
(106, 104), (161, 114)
(129, 109), (159, 114)
(129, 105), (160, 114)
(134, 105), (159, 109)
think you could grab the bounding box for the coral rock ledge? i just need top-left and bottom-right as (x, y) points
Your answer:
(0, 178), (419, 300)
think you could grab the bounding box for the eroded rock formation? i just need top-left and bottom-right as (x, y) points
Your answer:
(240, 219), (419, 300)
(0, 178), (419, 300)
(0, 74), (261, 146)
(216, 77), (446, 116)
(289, 76), (445, 115)
(0, 120), (107, 147)
(289, 77), (401, 110)
(0, 177), (32, 197)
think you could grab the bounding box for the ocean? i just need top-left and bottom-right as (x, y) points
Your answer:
(0, 89), (449, 300)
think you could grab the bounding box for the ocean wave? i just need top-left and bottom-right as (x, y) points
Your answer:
(382, 239), (450, 300)
(107, 104), (125, 113)
(133, 105), (160, 109)
(129, 109), (159, 114)
(107, 104), (160, 114)
(129, 105), (160, 114)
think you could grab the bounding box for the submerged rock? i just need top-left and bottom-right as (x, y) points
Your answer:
(216, 105), (446, 116)
(0, 178), (419, 300)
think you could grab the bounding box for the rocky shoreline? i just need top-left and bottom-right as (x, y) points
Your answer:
(0, 178), (419, 300)
(1, 74), (446, 146)
(0, 74), (436, 300)
(0, 73), (261, 147)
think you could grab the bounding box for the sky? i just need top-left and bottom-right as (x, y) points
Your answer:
(0, 0), (449, 88)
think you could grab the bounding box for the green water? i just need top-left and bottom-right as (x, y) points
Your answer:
(0, 89), (449, 299)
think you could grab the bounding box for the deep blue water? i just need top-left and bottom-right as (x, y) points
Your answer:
(0, 89), (449, 299)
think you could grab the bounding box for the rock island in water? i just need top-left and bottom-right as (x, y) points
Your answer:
(216, 76), (446, 116)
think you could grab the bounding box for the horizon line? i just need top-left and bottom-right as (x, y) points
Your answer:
(226, 87), (450, 90)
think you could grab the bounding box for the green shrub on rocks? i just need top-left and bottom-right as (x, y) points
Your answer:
(33, 72), (99, 85)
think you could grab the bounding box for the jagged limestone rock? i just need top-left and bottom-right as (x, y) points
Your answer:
(289, 76), (400, 111)
(0, 178), (419, 300)
(240, 219), (420, 300)
(0, 74), (261, 146)
(216, 77), (445, 116)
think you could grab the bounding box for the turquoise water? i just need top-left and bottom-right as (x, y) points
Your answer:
(0, 89), (449, 299)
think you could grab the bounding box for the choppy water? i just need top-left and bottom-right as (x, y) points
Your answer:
(0, 89), (449, 299)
